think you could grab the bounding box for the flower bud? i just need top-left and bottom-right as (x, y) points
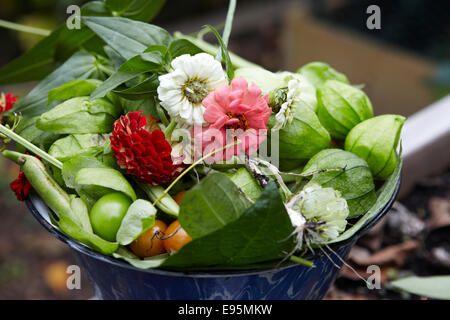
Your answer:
(317, 80), (373, 140)
(268, 87), (289, 113)
(345, 114), (405, 179)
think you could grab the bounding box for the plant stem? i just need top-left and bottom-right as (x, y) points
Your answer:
(222, 0), (236, 48)
(152, 142), (238, 206)
(164, 119), (177, 141)
(216, 0), (236, 62)
(0, 19), (51, 36)
(0, 124), (62, 169)
(290, 255), (314, 268)
(282, 167), (346, 177)
(97, 64), (115, 76)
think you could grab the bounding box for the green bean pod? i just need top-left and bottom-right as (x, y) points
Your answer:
(3, 150), (73, 219)
(139, 183), (179, 217)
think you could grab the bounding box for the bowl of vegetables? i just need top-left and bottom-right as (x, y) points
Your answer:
(0, 1), (404, 300)
(25, 172), (400, 300)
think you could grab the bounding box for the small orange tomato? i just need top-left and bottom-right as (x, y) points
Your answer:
(173, 190), (188, 205)
(129, 220), (168, 258)
(163, 220), (192, 253)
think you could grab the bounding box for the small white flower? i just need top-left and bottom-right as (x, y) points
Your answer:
(273, 74), (317, 130)
(286, 183), (349, 245)
(157, 53), (227, 126)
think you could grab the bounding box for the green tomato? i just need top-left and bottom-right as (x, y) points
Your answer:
(89, 192), (132, 242)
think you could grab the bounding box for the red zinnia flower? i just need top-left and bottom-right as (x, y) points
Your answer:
(110, 111), (182, 185)
(10, 171), (32, 201)
(0, 92), (18, 114)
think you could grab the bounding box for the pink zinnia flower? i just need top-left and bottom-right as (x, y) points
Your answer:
(194, 77), (271, 162)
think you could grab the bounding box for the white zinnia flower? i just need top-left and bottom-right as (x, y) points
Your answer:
(157, 53), (227, 126)
(273, 74), (317, 130)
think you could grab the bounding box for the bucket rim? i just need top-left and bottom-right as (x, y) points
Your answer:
(25, 173), (401, 278)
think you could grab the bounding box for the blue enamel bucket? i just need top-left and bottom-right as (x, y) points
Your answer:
(26, 177), (400, 300)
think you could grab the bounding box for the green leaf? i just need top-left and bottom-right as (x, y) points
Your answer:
(116, 199), (157, 245)
(161, 182), (295, 269)
(328, 155), (402, 244)
(62, 155), (109, 189)
(105, 0), (135, 12)
(167, 39), (204, 60)
(178, 172), (251, 239)
(16, 116), (60, 152)
(297, 62), (350, 87)
(70, 197), (93, 233)
(36, 96), (122, 134)
(121, 0), (166, 22)
(55, 1), (113, 60)
(205, 25), (234, 79)
(104, 45), (126, 71)
(59, 214), (118, 255)
(389, 276), (450, 300)
(49, 134), (109, 161)
(113, 74), (159, 100)
(80, 1), (110, 16)
(0, 29), (60, 85)
(12, 51), (101, 117)
(113, 247), (167, 268)
(82, 16), (171, 60)
(75, 167), (137, 201)
(91, 51), (163, 99)
(303, 149), (376, 218)
(0, 2), (111, 85)
(47, 79), (102, 105)
(226, 168), (263, 202)
(345, 114), (406, 179)
(120, 97), (159, 118)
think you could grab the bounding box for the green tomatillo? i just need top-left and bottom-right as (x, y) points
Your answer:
(90, 192), (133, 242)
(296, 61), (350, 87)
(316, 80), (373, 140)
(345, 114), (405, 179)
